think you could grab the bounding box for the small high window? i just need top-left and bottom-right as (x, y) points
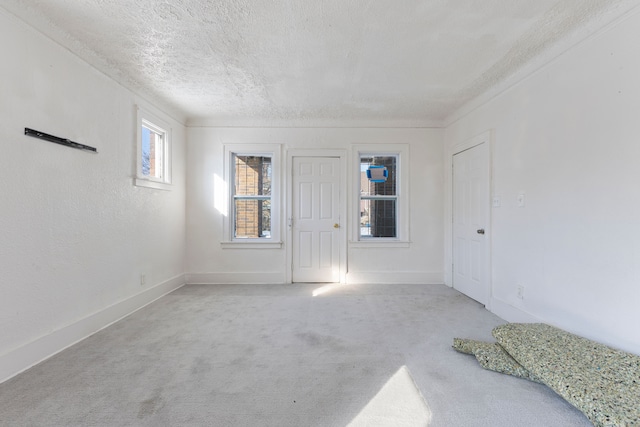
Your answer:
(141, 122), (166, 180)
(135, 106), (171, 190)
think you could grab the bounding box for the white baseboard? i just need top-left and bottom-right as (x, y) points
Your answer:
(346, 271), (443, 285)
(186, 272), (286, 284)
(186, 271), (443, 285)
(0, 274), (185, 384)
(489, 297), (543, 323)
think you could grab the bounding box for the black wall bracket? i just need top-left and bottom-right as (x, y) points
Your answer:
(24, 128), (98, 153)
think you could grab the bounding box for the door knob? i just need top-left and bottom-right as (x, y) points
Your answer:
(334, 223), (340, 229)
(477, 229), (485, 235)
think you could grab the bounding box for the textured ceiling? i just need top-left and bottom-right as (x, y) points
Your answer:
(2, 0), (638, 126)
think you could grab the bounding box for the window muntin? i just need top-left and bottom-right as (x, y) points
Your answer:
(233, 155), (272, 239)
(360, 155), (398, 238)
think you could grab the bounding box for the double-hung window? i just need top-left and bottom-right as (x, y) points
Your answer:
(360, 155), (398, 238)
(223, 144), (281, 248)
(352, 144), (409, 246)
(233, 155), (272, 238)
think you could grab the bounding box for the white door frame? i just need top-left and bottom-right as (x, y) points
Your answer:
(444, 131), (493, 308)
(286, 149), (348, 284)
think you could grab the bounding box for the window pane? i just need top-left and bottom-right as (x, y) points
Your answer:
(142, 125), (164, 179)
(235, 199), (271, 238)
(360, 156), (396, 196)
(141, 127), (151, 176)
(360, 199), (396, 238)
(235, 156), (271, 196)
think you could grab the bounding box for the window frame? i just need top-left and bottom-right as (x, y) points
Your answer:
(351, 144), (410, 247)
(135, 106), (172, 190)
(222, 144), (282, 248)
(359, 154), (399, 239)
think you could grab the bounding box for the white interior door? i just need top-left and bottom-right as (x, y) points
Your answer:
(452, 142), (490, 304)
(292, 157), (341, 283)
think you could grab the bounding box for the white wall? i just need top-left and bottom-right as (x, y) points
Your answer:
(0, 9), (186, 381)
(444, 10), (640, 355)
(186, 127), (443, 285)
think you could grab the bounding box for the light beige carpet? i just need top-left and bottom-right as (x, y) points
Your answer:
(0, 284), (592, 426)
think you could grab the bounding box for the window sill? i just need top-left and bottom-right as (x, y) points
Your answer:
(221, 241), (283, 249)
(135, 178), (172, 191)
(349, 240), (411, 248)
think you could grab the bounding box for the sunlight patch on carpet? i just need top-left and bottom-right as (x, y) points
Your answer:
(312, 283), (346, 297)
(347, 365), (432, 427)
